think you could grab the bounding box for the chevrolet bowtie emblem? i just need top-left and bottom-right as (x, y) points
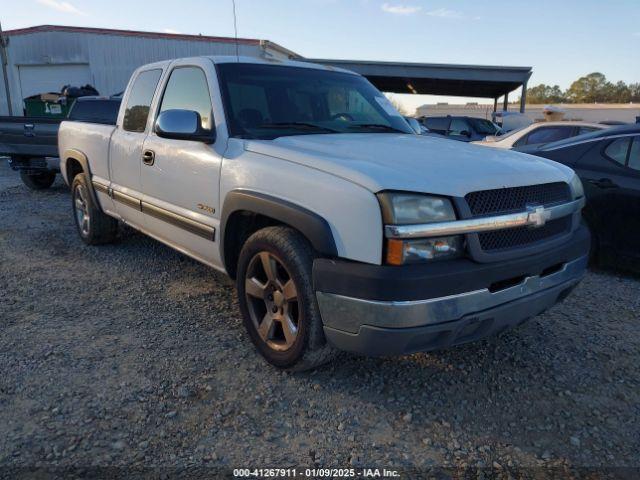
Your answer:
(527, 205), (551, 228)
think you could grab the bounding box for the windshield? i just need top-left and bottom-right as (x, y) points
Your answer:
(217, 63), (413, 140)
(468, 117), (501, 135)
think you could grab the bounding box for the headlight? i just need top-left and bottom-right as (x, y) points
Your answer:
(378, 192), (456, 224)
(569, 174), (584, 199)
(377, 192), (462, 265)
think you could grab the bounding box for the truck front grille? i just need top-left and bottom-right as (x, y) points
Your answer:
(478, 217), (572, 252)
(465, 182), (571, 217)
(465, 182), (573, 253)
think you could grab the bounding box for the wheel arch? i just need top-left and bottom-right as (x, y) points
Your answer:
(63, 149), (102, 212)
(220, 190), (338, 279)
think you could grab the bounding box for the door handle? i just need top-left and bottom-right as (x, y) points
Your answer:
(588, 178), (618, 189)
(142, 149), (155, 166)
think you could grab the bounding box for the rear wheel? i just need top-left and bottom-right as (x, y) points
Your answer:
(236, 226), (336, 371)
(20, 171), (56, 190)
(71, 173), (118, 245)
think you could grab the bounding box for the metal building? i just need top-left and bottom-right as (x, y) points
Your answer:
(0, 25), (296, 115)
(0, 24), (533, 117)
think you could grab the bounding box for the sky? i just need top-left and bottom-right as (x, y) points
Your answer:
(2, 0), (639, 110)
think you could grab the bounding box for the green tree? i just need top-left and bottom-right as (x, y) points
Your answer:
(608, 81), (631, 103)
(628, 83), (640, 102)
(565, 72), (612, 103)
(526, 84), (565, 104)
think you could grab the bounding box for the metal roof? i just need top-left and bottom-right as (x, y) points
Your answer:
(2, 25), (299, 57)
(307, 58), (533, 98)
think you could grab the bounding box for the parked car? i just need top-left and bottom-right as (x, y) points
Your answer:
(473, 121), (608, 150)
(404, 116), (446, 138)
(521, 124), (640, 270)
(58, 56), (589, 370)
(1, 96), (121, 189)
(418, 115), (502, 142)
(492, 111), (532, 133)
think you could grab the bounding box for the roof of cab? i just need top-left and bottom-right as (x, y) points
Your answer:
(136, 55), (359, 76)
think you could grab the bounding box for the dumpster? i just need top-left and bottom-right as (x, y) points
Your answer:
(24, 94), (74, 118)
(23, 84), (100, 118)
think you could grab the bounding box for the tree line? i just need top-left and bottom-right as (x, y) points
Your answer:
(526, 72), (640, 104)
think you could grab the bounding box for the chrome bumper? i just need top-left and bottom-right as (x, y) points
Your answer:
(316, 254), (588, 335)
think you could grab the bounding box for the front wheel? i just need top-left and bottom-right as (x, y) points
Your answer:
(236, 226), (336, 371)
(20, 171), (56, 190)
(71, 173), (118, 245)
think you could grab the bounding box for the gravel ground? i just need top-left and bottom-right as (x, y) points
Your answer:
(1, 159), (639, 477)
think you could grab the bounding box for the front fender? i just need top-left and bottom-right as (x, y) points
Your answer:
(220, 189), (338, 266)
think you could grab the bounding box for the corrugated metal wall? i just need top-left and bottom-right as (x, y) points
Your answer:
(1, 30), (281, 115)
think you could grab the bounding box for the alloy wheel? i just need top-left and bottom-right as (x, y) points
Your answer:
(244, 251), (300, 351)
(74, 184), (91, 237)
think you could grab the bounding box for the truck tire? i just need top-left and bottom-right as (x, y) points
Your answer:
(71, 173), (118, 245)
(236, 226), (336, 371)
(20, 171), (56, 190)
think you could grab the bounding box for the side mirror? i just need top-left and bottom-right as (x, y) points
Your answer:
(460, 130), (472, 137)
(155, 109), (215, 143)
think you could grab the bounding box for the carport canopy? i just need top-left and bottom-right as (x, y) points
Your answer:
(307, 59), (533, 113)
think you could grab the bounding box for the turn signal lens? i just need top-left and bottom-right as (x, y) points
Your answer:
(386, 239), (405, 265)
(385, 236), (463, 265)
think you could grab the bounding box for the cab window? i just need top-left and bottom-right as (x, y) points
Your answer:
(123, 69), (162, 132)
(159, 67), (213, 130)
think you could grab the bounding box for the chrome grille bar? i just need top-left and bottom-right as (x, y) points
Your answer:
(385, 198), (584, 239)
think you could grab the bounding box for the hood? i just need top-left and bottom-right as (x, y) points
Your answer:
(245, 133), (574, 197)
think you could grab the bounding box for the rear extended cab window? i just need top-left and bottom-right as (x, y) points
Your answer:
(68, 100), (121, 125)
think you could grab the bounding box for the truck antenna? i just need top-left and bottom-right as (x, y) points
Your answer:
(232, 0), (240, 61)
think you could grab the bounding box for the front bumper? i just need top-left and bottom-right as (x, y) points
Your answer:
(314, 225), (590, 356)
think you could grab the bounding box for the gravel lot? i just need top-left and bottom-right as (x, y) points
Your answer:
(1, 159), (639, 477)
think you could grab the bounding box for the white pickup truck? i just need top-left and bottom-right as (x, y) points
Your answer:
(58, 56), (590, 370)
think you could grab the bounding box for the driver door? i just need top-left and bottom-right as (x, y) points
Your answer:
(140, 58), (223, 267)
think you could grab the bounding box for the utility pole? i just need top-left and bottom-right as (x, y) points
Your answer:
(0, 20), (13, 115)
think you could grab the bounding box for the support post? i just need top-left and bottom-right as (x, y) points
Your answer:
(493, 97), (498, 112)
(520, 81), (527, 113)
(503, 92), (509, 112)
(0, 21), (12, 115)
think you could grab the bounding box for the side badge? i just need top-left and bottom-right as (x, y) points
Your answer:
(197, 203), (215, 215)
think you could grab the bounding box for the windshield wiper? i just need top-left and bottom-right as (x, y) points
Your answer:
(347, 123), (407, 133)
(255, 122), (340, 133)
